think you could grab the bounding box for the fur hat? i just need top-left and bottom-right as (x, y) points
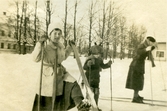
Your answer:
(90, 45), (103, 55)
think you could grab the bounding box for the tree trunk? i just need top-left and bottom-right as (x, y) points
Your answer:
(64, 0), (68, 47)
(34, 0), (37, 46)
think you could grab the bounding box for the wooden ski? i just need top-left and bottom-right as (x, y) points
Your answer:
(100, 96), (167, 107)
(71, 44), (98, 111)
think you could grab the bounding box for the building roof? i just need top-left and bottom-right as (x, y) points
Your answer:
(0, 36), (17, 42)
(158, 42), (166, 44)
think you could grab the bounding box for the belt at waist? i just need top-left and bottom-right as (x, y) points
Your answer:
(43, 63), (61, 67)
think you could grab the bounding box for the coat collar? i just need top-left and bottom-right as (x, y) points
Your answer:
(48, 41), (65, 49)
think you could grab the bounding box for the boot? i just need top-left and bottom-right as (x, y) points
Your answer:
(98, 107), (102, 111)
(138, 95), (144, 100)
(132, 96), (144, 103)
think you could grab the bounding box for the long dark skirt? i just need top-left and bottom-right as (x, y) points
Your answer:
(125, 66), (144, 90)
(32, 94), (66, 111)
(32, 82), (84, 111)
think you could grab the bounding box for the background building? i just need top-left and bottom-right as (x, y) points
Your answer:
(153, 42), (166, 61)
(0, 12), (18, 54)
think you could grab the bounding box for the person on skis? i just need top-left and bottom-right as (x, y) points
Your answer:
(31, 24), (91, 111)
(83, 42), (112, 111)
(125, 36), (156, 103)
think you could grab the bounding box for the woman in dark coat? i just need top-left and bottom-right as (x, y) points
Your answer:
(125, 36), (156, 103)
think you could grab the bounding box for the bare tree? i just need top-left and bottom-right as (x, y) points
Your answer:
(73, 0), (77, 42)
(103, 0), (113, 59)
(16, 1), (19, 41)
(97, 0), (123, 59)
(18, 1), (24, 54)
(22, 0), (28, 54)
(119, 16), (127, 60)
(34, 0), (37, 45)
(112, 16), (120, 59)
(46, 0), (51, 37)
(101, 0), (106, 45)
(88, 0), (98, 53)
(64, 0), (68, 47)
(127, 24), (147, 58)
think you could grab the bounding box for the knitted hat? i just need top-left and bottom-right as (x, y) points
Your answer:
(48, 22), (63, 36)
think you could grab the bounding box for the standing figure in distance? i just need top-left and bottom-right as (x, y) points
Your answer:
(83, 43), (112, 111)
(32, 24), (91, 111)
(125, 36), (156, 103)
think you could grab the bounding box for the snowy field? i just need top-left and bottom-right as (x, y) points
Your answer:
(0, 53), (167, 111)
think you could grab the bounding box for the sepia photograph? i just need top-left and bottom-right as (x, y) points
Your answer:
(0, 0), (166, 111)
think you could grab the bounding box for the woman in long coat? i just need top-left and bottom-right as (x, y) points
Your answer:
(32, 25), (90, 111)
(125, 36), (156, 103)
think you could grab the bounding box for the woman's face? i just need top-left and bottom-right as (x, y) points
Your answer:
(148, 40), (156, 46)
(146, 39), (156, 46)
(50, 30), (62, 43)
(93, 54), (100, 58)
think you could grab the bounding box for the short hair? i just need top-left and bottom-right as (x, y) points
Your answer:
(147, 36), (156, 42)
(49, 28), (62, 35)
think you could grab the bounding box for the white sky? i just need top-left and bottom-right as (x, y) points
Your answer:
(120, 0), (167, 42)
(0, 0), (166, 42)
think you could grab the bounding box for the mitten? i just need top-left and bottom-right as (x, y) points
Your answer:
(87, 60), (93, 67)
(69, 40), (75, 46)
(39, 35), (47, 43)
(151, 46), (155, 51)
(107, 60), (112, 66)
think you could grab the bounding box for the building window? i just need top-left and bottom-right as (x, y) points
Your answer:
(1, 43), (4, 48)
(7, 44), (11, 49)
(156, 51), (164, 58)
(13, 44), (16, 49)
(1, 30), (5, 36)
(8, 31), (11, 37)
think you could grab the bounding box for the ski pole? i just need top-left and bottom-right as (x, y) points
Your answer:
(153, 33), (166, 91)
(38, 42), (45, 111)
(52, 48), (58, 111)
(157, 47), (167, 91)
(108, 46), (113, 111)
(109, 56), (113, 111)
(149, 51), (154, 106)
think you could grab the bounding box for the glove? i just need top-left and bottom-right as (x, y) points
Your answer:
(151, 46), (155, 51)
(77, 99), (91, 111)
(146, 46), (152, 51)
(87, 60), (93, 67)
(69, 40), (75, 46)
(39, 35), (47, 43)
(107, 60), (112, 66)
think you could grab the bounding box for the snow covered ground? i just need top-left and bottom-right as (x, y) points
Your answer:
(0, 53), (167, 111)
